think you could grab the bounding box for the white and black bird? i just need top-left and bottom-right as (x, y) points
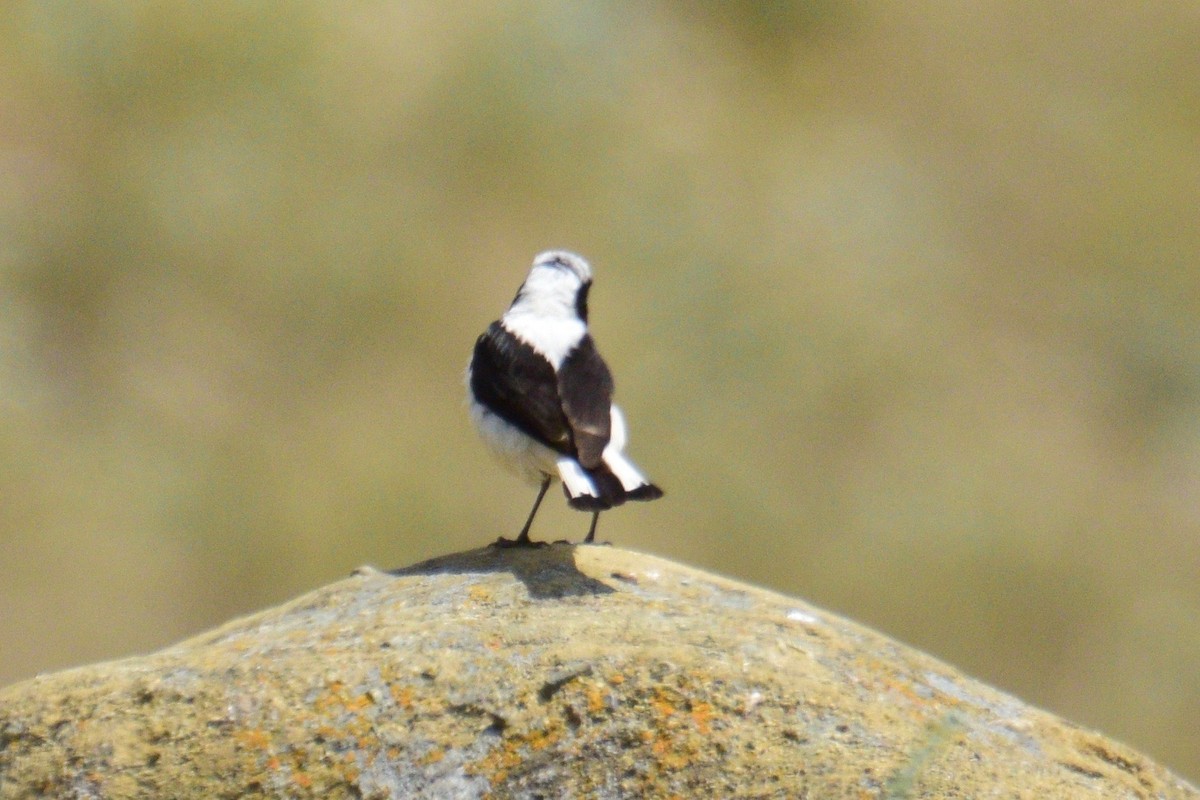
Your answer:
(468, 250), (662, 546)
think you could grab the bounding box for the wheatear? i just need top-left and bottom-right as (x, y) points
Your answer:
(468, 250), (662, 546)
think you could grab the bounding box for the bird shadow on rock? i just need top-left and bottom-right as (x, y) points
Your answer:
(387, 542), (616, 600)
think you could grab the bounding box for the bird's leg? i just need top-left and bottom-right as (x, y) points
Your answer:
(583, 511), (600, 544)
(493, 476), (551, 548)
(518, 476), (552, 543)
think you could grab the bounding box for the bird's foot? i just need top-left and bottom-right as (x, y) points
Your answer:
(490, 535), (547, 549)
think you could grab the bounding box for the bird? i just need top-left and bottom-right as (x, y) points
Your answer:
(467, 250), (663, 546)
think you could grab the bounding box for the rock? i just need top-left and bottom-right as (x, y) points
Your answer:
(0, 545), (1195, 799)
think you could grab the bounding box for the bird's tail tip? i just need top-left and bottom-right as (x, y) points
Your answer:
(567, 495), (611, 511)
(565, 469), (624, 509)
(565, 480), (662, 510)
(625, 483), (664, 502)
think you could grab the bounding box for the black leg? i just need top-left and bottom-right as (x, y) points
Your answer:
(493, 476), (551, 548)
(518, 476), (552, 543)
(583, 511), (600, 544)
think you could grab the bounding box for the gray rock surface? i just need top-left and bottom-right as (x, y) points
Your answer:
(1, 544), (1195, 798)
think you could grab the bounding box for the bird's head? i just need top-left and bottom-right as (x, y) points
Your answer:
(532, 250), (592, 283)
(508, 250), (594, 322)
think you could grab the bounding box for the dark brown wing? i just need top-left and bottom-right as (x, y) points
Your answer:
(557, 335), (613, 469)
(470, 322), (573, 453)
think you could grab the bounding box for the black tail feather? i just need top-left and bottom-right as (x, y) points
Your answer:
(566, 492), (611, 511)
(564, 467), (624, 508)
(625, 483), (663, 502)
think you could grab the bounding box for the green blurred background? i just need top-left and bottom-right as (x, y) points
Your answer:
(2, 0), (1197, 783)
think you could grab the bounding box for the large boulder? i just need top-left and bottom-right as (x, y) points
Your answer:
(1, 545), (1194, 798)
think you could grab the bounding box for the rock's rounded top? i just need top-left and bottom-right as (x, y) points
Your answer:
(2, 544), (1196, 799)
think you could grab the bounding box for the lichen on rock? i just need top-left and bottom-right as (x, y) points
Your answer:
(1, 545), (1196, 799)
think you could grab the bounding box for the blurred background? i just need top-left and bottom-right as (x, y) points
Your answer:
(1, 0), (1197, 782)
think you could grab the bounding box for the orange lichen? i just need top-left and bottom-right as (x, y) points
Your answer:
(528, 728), (560, 751)
(653, 741), (693, 770)
(882, 676), (933, 709)
(391, 685), (413, 708)
(586, 685), (606, 715)
(471, 741), (522, 783)
(343, 693), (373, 712)
(418, 748), (445, 766)
(690, 702), (713, 735)
(652, 690), (677, 718)
(469, 726), (562, 785)
(234, 729), (272, 750)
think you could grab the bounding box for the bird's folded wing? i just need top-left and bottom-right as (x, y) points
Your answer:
(471, 323), (573, 452)
(557, 335), (614, 469)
